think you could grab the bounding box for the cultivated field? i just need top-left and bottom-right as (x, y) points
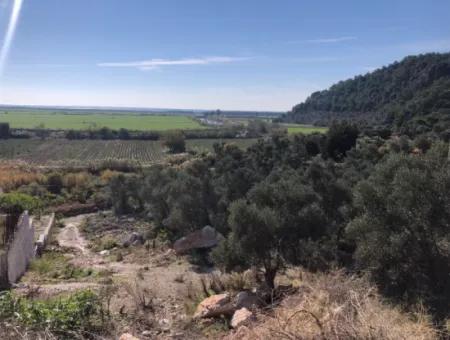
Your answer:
(0, 111), (203, 131)
(0, 139), (257, 166)
(224, 117), (327, 135)
(282, 123), (328, 134)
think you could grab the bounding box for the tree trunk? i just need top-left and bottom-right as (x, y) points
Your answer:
(264, 267), (277, 290)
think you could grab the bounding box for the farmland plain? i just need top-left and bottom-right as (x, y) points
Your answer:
(0, 139), (257, 166)
(0, 111), (203, 131)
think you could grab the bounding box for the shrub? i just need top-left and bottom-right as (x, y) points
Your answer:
(62, 172), (91, 190)
(0, 290), (102, 334)
(0, 192), (41, 214)
(0, 167), (44, 191)
(29, 252), (94, 281)
(163, 130), (186, 153)
(47, 173), (64, 194)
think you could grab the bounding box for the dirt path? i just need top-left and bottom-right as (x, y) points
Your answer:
(18, 213), (206, 337)
(57, 215), (90, 254)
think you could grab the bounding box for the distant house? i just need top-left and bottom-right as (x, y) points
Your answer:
(199, 118), (224, 127)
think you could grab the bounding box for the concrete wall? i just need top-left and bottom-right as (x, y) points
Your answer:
(6, 212), (35, 284)
(35, 213), (55, 256)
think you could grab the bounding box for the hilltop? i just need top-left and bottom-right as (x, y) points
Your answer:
(282, 52), (450, 134)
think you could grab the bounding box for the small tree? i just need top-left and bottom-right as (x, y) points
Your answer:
(326, 120), (359, 161)
(213, 199), (282, 289)
(163, 131), (186, 154)
(118, 128), (130, 140)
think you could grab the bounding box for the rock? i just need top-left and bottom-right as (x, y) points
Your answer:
(231, 308), (255, 329)
(231, 309), (254, 329)
(173, 226), (224, 254)
(194, 293), (234, 319)
(121, 232), (144, 247)
(99, 250), (110, 256)
(158, 318), (170, 325)
(119, 333), (140, 340)
(141, 330), (153, 337)
(235, 291), (262, 310)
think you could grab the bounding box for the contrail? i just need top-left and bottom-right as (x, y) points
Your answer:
(0, 0), (24, 78)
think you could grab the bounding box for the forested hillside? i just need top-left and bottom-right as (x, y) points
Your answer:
(283, 53), (450, 135)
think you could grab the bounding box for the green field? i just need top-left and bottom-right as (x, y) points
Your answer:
(0, 112), (203, 131)
(282, 124), (328, 134)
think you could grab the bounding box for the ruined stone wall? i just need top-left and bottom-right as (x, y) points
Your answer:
(6, 212), (35, 284)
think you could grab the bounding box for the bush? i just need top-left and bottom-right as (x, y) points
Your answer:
(0, 290), (102, 334)
(29, 252), (94, 281)
(47, 173), (64, 194)
(163, 130), (186, 153)
(0, 192), (41, 214)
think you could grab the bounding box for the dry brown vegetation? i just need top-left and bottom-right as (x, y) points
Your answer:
(0, 165), (44, 191)
(226, 270), (440, 340)
(62, 172), (92, 189)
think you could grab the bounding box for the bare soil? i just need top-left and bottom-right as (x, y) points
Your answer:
(18, 213), (209, 339)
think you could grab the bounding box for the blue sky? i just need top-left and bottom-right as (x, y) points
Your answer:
(0, 0), (449, 111)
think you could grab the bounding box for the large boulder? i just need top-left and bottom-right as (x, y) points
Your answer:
(194, 293), (234, 319)
(231, 307), (255, 329)
(173, 226), (224, 255)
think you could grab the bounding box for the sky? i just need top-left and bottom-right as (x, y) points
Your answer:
(0, 0), (449, 111)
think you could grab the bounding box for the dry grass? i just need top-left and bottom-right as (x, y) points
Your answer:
(123, 278), (155, 312)
(0, 165), (44, 191)
(200, 271), (258, 296)
(62, 172), (92, 189)
(99, 169), (120, 183)
(226, 270), (439, 340)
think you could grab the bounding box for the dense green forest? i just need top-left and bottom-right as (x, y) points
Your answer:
(282, 53), (450, 137)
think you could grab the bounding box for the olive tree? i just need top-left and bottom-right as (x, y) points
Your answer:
(347, 144), (450, 313)
(213, 200), (282, 289)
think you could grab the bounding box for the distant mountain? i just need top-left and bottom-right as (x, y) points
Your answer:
(282, 53), (450, 134)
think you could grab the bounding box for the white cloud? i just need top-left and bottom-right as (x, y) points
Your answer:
(98, 56), (250, 71)
(305, 36), (357, 44)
